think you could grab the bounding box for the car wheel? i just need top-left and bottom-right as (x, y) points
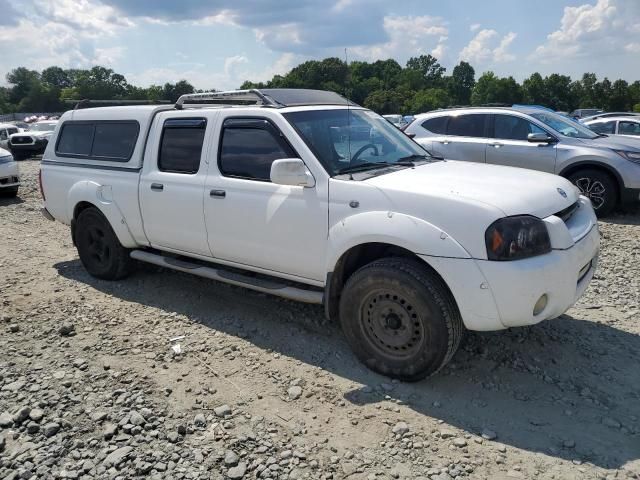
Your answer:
(567, 169), (617, 217)
(339, 257), (463, 381)
(75, 208), (133, 280)
(0, 186), (18, 197)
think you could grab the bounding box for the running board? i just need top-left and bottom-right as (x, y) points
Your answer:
(130, 250), (324, 304)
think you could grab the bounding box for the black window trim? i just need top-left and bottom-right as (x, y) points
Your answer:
(55, 120), (140, 162)
(157, 117), (207, 175)
(217, 116), (299, 183)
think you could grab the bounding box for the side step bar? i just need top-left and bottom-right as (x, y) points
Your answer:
(130, 250), (324, 304)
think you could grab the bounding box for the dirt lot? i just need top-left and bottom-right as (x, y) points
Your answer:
(1, 159), (639, 480)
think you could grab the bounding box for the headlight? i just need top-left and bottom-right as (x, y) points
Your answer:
(613, 150), (640, 164)
(0, 155), (13, 165)
(485, 215), (551, 261)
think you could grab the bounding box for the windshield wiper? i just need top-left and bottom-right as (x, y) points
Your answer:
(396, 154), (433, 162)
(336, 161), (414, 175)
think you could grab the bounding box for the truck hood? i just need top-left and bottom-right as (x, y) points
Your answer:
(10, 131), (53, 140)
(366, 160), (578, 218)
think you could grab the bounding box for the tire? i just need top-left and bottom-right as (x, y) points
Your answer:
(0, 187), (18, 197)
(74, 208), (133, 280)
(339, 257), (463, 381)
(567, 169), (617, 217)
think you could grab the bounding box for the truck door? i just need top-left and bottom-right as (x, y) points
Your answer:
(203, 115), (328, 282)
(139, 111), (219, 256)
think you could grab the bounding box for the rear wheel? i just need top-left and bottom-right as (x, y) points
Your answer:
(75, 208), (132, 280)
(567, 169), (617, 217)
(339, 258), (463, 381)
(0, 186), (18, 197)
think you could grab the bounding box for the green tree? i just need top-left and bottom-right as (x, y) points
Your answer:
(405, 55), (445, 88)
(544, 74), (573, 111)
(364, 89), (410, 114)
(447, 61), (475, 106)
(41, 67), (72, 89)
(162, 80), (195, 102)
(609, 79), (630, 111)
(408, 88), (450, 113)
(74, 66), (128, 99)
(522, 72), (547, 105)
(6, 67), (41, 105)
(578, 73), (598, 107)
(471, 72), (522, 105)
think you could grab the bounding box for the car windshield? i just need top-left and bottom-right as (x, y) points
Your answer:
(31, 123), (56, 132)
(284, 109), (431, 176)
(531, 112), (599, 139)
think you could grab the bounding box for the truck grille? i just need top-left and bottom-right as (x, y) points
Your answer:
(555, 201), (579, 223)
(10, 136), (33, 145)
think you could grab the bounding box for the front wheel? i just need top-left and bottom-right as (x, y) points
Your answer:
(75, 208), (133, 280)
(567, 169), (617, 217)
(339, 258), (463, 381)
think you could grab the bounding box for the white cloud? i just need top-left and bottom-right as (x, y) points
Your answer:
(534, 0), (640, 60)
(470, 23), (481, 32)
(459, 29), (517, 64)
(352, 15), (449, 61)
(127, 53), (299, 91)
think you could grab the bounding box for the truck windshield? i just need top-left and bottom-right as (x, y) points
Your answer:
(283, 109), (432, 176)
(531, 112), (599, 140)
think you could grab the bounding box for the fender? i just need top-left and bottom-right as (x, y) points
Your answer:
(326, 210), (472, 273)
(558, 159), (625, 188)
(67, 180), (138, 248)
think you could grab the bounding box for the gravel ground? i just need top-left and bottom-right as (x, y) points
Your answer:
(1, 159), (639, 480)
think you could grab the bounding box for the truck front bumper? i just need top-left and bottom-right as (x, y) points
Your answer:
(421, 220), (599, 331)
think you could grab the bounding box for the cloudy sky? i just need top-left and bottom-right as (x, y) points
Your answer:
(0, 0), (638, 89)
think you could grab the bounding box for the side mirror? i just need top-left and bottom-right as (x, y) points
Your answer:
(270, 159), (315, 187)
(528, 132), (555, 143)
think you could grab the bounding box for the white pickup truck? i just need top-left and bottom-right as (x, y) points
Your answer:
(40, 89), (600, 380)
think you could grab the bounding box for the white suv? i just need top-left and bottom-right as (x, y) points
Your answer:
(40, 89), (599, 380)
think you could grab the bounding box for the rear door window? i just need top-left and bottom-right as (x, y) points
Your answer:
(618, 121), (640, 136)
(446, 114), (488, 138)
(92, 123), (139, 159)
(158, 118), (207, 174)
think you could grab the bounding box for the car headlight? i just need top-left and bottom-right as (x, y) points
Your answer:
(485, 215), (551, 261)
(0, 155), (13, 165)
(613, 150), (640, 165)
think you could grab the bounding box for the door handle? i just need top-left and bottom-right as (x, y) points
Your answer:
(150, 183), (164, 191)
(488, 142), (503, 148)
(210, 189), (226, 198)
(439, 140), (452, 145)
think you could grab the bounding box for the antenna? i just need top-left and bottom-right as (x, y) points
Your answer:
(345, 48), (353, 175)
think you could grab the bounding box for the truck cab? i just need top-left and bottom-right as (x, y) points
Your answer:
(40, 89), (600, 381)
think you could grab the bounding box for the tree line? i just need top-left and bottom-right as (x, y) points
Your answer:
(2, 57), (640, 115)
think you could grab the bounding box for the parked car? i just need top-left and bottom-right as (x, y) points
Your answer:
(0, 147), (20, 197)
(584, 115), (640, 138)
(405, 107), (640, 216)
(9, 120), (58, 160)
(570, 108), (603, 119)
(382, 114), (408, 129)
(40, 88), (599, 380)
(580, 112), (640, 123)
(0, 123), (20, 150)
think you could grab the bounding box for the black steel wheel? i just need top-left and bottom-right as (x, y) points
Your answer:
(75, 208), (132, 280)
(339, 257), (463, 381)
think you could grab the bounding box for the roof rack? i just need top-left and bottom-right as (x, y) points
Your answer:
(175, 88), (357, 110)
(175, 89), (279, 109)
(68, 99), (171, 109)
